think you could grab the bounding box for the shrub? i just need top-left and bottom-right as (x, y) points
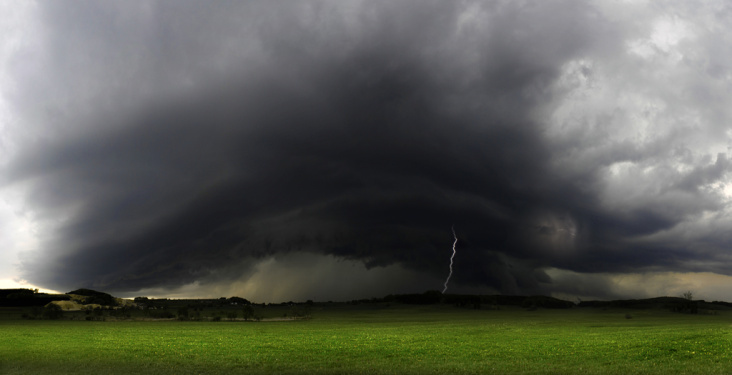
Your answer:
(43, 304), (64, 320)
(228, 297), (250, 305)
(290, 305), (311, 318)
(177, 307), (189, 320)
(67, 289), (117, 307)
(242, 305), (255, 321)
(110, 307), (132, 319)
(150, 310), (175, 319)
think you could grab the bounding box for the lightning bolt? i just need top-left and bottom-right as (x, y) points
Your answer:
(442, 225), (458, 294)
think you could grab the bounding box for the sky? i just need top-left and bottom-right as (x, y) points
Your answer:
(1, 0), (732, 303)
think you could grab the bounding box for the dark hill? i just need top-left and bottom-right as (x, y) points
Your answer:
(579, 296), (732, 313)
(68, 288), (117, 306)
(383, 292), (575, 309)
(0, 289), (71, 307)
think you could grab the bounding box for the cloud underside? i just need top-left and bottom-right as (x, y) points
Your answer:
(3, 1), (732, 299)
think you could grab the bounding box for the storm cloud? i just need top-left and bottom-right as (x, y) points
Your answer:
(2, 1), (732, 301)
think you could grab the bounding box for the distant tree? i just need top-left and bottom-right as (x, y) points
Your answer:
(43, 304), (63, 320)
(177, 307), (189, 320)
(290, 304), (311, 318)
(228, 297), (250, 305)
(472, 296), (481, 310)
(150, 309), (174, 319)
(90, 307), (106, 320)
(393, 290), (443, 305)
(68, 289), (117, 306)
(110, 306), (132, 319)
(242, 305), (255, 321)
(22, 306), (43, 320)
(673, 291), (698, 314)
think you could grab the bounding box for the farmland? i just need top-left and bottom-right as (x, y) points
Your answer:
(2, 304), (732, 374)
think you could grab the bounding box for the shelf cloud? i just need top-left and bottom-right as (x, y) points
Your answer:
(2, 1), (731, 301)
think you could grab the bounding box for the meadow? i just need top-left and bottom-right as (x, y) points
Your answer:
(1, 304), (732, 374)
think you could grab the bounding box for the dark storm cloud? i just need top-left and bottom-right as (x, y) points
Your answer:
(5, 1), (732, 298)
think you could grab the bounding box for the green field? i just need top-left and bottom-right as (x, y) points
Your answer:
(2, 305), (731, 374)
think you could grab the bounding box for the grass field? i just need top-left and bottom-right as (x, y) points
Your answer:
(2, 305), (732, 374)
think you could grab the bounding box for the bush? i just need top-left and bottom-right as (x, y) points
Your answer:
(43, 304), (64, 320)
(67, 289), (117, 307)
(150, 310), (175, 319)
(227, 311), (238, 321)
(228, 297), (250, 305)
(392, 291), (442, 305)
(522, 296), (574, 309)
(177, 307), (189, 320)
(242, 305), (255, 321)
(445, 295), (482, 309)
(110, 307), (132, 319)
(290, 305), (311, 318)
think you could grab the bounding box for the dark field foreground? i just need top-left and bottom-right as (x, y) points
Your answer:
(1, 305), (731, 374)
